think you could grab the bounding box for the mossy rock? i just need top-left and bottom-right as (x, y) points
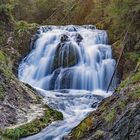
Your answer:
(71, 116), (93, 139)
(52, 37), (80, 71)
(128, 86), (140, 101)
(1, 105), (63, 140)
(104, 108), (116, 123)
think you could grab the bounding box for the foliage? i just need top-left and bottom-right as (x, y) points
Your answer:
(15, 21), (38, 36)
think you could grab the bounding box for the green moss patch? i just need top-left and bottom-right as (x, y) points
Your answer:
(0, 50), (6, 62)
(71, 116), (93, 139)
(130, 71), (140, 84)
(105, 108), (116, 123)
(0, 84), (6, 100)
(117, 100), (127, 110)
(128, 86), (140, 101)
(94, 130), (105, 139)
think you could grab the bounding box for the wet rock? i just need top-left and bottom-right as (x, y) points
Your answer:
(60, 34), (70, 42)
(111, 103), (140, 140)
(91, 102), (99, 108)
(53, 41), (79, 70)
(73, 33), (83, 44)
(30, 34), (39, 50)
(66, 26), (77, 32)
(57, 69), (73, 89)
(48, 69), (61, 90)
(83, 25), (96, 30)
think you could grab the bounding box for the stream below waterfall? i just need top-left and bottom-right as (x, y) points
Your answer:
(18, 25), (116, 140)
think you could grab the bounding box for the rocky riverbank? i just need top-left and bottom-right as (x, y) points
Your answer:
(65, 63), (140, 140)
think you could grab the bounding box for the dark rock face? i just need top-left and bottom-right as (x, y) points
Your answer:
(47, 69), (74, 90)
(111, 103), (140, 140)
(73, 33), (83, 44)
(60, 34), (70, 42)
(56, 69), (73, 89)
(52, 33), (83, 72)
(0, 66), (38, 128)
(0, 23), (40, 128)
(47, 69), (61, 90)
(53, 41), (79, 71)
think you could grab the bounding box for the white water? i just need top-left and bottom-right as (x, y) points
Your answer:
(19, 25), (116, 140)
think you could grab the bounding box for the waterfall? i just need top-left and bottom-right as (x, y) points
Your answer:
(19, 25), (116, 91)
(19, 25), (116, 140)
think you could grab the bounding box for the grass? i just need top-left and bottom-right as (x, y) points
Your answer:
(1, 106), (63, 140)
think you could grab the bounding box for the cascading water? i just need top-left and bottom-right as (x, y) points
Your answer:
(19, 25), (116, 140)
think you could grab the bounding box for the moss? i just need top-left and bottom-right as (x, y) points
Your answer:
(130, 71), (140, 84)
(116, 79), (128, 92)
(13, 20), (38, 56)
(1, 106), (63, 140)
(0, 85), (5, 100)
(105, 108), (116, 123)
(0, 51), (13, 79)
(0, 50), (6, 62)
(71, 116), (93, 139)
(117, 66), (140, 92)
(73, 122), (87, 139)
(125, 52), (140, 63)
(94, 130), (105, 138)
(0, 4), (12, 16)
(117, 100), (127, 110)
(128, 86), (140, 101)
(3, 69), (13, 79)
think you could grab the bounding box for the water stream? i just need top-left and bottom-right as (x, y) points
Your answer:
(19, 25), (116, 140)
